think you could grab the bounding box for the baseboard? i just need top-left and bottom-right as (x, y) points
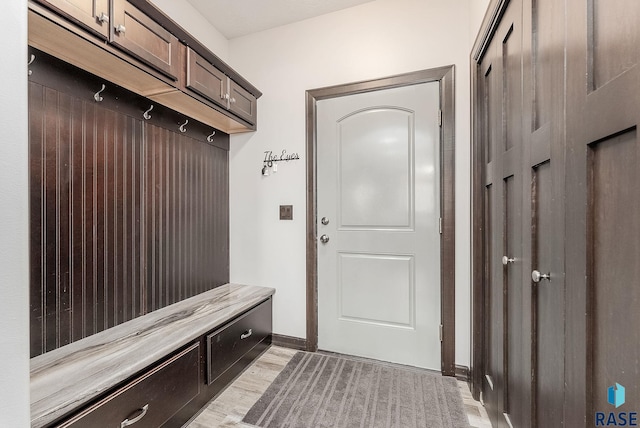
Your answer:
(455, 364), (470, 382)
(271, 334), (307, 351)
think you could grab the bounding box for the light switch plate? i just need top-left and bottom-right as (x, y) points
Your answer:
(279, 205), (293, 220)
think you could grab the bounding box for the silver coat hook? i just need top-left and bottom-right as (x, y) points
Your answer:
(179, 119), (188, 133)
(143, 105), (153, 120)
(207, 130), (216, 142)
(28, 54), (35, 76)
(94, 84), (106, 102)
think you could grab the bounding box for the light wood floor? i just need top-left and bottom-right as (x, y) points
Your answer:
(187, 346), (491, 428)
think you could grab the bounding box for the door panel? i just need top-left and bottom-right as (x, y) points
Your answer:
(504, 173), (523, 422)
(531, 161), (563, 427)
(590, 0), (640, 90)
(588, 130), (640, 412)
(338, 108), (414, 229)
(338, 253), (414, 328)
(317, 83), (441, 370)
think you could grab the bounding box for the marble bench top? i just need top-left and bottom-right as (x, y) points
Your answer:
(30, 283), (275, 428)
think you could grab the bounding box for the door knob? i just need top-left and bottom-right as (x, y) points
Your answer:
(502, 256), (515, 265)
(320, 234), (330, 244)
(532, 270), (550, 283)
(321, 217), (329, 225)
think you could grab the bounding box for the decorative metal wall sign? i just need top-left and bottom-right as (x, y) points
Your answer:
(262, 150), (301, 176)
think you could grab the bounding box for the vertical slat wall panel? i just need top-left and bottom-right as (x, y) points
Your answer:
(29, 59), (229, 357)
(144, 124), (229, 313)
(29, 82), (45, 357)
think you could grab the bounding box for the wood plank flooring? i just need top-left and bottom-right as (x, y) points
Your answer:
(187, 346), (491, 427)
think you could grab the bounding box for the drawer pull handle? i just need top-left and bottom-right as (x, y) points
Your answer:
(241, 329), (253, 340)
(121, 404), (149, 427)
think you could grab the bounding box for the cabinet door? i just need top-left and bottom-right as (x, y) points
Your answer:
(206, 299), (271, 384)
(111, 0), (180, 80)
(35, 0), (109, 39)
(57, 343), (201, 428)
(186, 48), (228, 109)
(228, 80), (257, 125)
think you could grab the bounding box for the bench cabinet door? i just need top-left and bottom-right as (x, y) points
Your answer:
(207, 299), (272, 384)
(57, 343), (201, 428)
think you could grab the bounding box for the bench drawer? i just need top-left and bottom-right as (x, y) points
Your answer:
(57, 343), (200, 428)
(207, 299), (272, 384)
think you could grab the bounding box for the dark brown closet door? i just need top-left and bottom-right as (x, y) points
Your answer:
(479, 33), (503, 428)
(497, 3), (525, 427)
(522, 0), (567, 426)
(478, 2), (525, 426)
(565, 0), (640, 424)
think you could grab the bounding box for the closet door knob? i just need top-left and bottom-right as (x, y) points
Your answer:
(320, 234), (330, 244)
(532, 270), (550, 283)
(502, 256), (515, 265)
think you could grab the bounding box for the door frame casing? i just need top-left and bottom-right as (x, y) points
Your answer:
(305, 66), (457, 375)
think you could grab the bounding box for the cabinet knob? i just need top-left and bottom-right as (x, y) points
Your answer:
(115, 24), (126, 34)
(240, 329), (252, 340)
(98, 12), (109, 24)
(230, 97), (236, 104)
(502, 256), (515, 266)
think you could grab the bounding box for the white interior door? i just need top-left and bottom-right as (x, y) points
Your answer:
(317, 82), (441, 370)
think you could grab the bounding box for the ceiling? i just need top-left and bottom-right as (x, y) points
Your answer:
(186, 0), (377, 39)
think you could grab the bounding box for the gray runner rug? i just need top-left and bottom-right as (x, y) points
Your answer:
(242, 351), (470, 428)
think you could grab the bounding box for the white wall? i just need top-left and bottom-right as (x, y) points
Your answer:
(149, 0), (229, 61)
(228, 0), (490, 366)
(0, 0), (30, 425)
(470, 0), (491, 47)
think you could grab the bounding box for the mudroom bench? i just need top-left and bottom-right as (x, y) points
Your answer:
(30, 283), (274, 428)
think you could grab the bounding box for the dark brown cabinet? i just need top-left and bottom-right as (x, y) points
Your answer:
(228, 80), (257, 125)
(111, 0), (180, 80)
(34, 0), (110, 38)
(186, 47), (228, 109)
(207, 299), (272, 384)
(58, 343), (201, 428)
(186, 47), (258, 125)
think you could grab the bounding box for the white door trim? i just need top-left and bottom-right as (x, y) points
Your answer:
(305, 66), (457, 375)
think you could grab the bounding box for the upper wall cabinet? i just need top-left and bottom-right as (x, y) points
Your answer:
(28, 0), (261, 133)
(186, 47), (228, 109)
(186, 48), (258, 125)
(34, 0), (110, 38)
(111, 0), (180, 80)
(228, 80), (257, 125)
